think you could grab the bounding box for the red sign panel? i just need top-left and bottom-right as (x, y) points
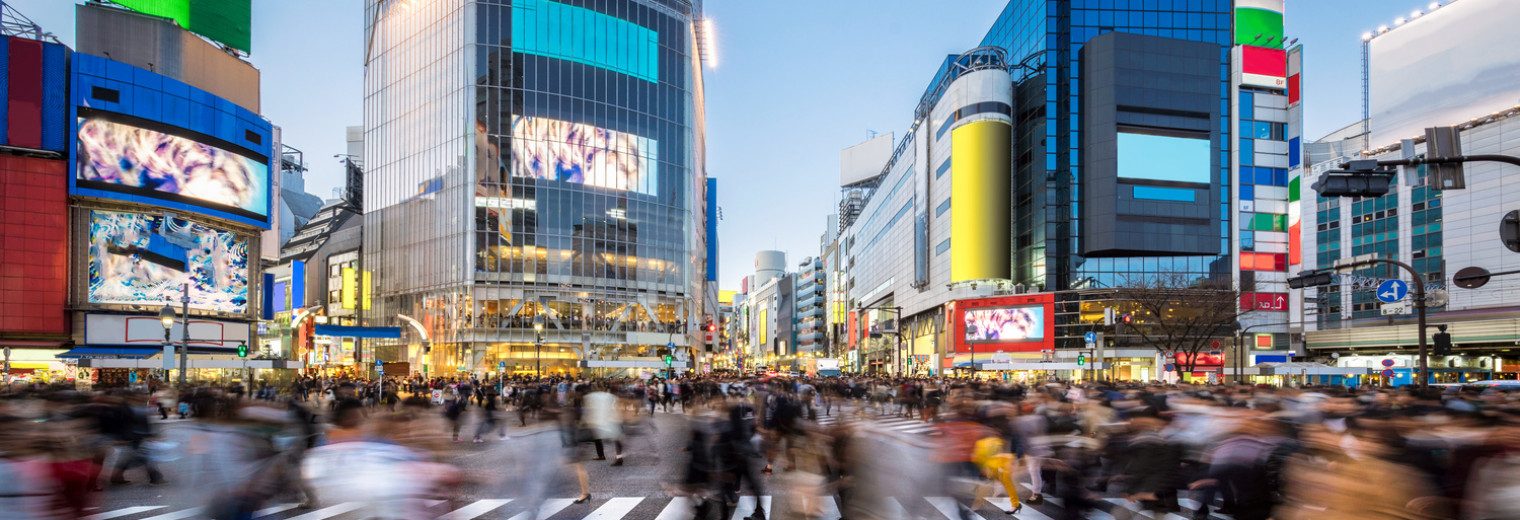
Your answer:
(1175, 352), (1226, 367)
(952, 293), (1056, 354)
(1239, 292), (1288, 312)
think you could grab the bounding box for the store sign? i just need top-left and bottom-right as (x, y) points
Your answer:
(1175, 352), (1226, 367)
(84, 313), (251, 348)
(1239, 292), (1288, 311)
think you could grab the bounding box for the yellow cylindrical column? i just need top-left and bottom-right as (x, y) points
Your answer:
(950, 120), (1011, 282)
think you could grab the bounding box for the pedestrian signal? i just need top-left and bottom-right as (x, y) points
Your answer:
(237, 344), (248, 358)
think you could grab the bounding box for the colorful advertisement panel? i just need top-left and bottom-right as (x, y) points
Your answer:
(75, 110), (270, 222)
(964, 306), (1045, 343)
(112, 0), (252, 53)
(509, 115), (658, 196)
(87, 210), (249, 314)
(1239, 46), (1287, 90)
(1234, 0), (1285, 49)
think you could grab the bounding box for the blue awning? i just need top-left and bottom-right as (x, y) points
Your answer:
(56, 347), (162, 359)
(313, 324), (402, 339)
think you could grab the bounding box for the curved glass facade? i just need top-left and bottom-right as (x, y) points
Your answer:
(364, 0), (705, 374)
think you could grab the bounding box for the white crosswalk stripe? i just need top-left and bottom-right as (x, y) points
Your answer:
(85, 494), (1227, 519)
(438, 498), (512, 520)
(82, 507), (166, 520)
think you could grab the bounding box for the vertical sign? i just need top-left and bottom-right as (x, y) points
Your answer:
(361, 270), (372, 310)
(1286, 44), (1304, 267)
(341, 267), (357, 309)
(291, 260), (306, 312)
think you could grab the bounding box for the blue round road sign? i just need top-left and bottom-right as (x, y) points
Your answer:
(1377, 279), (1408, 304)
(1084, 331), (1097, 343)
(1382, 359), (1395, 368)
(1382, 368), (1396, 378)
(1164, 364), (1175, 372)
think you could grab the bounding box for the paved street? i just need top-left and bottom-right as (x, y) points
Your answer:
(76, 405), (1237, 520)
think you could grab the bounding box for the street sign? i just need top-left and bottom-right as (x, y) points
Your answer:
(1211, 340), (1220, 349)
(1084, 331), (1096, 343)
(375, 358), (383, 367)
(1210, 350), (1222, 356)
(1377, 279), (1408, 303)
(377, 368), (384, 376)
(1382, 368), (1396, 378)
(1382, 358), (1396, 368)
(1164, 364), (1175, 372)
(498, 361), (506, 371)
(1381, 301), (1409, 315)
(1455, 266), (1491, 289)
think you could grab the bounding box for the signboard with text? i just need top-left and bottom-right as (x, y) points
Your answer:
(1239, 292), (1288, 311)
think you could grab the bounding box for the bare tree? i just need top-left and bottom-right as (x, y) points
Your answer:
(1114, 273), (1253, 378)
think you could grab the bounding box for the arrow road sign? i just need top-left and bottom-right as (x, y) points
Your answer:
(1084, 332), (1096, 343)
(1377, 279), (1408, 304)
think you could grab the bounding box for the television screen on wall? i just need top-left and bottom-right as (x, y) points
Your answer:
(1117, 131), (1211, 184)
(75, 110), (270, 222)
(87, 210), (250, 314)
(964, 306), (1045, 343)
(509, 115), (658, 196)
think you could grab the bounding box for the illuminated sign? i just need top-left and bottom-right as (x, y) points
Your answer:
(87, 210), (249, 313)
(964, 306), (1045, 343)
(509, 116), (658, 195)
(75, 111), (270, 221)
(510, 0), (658, 82)
(1117, 132), (1211, 184)
(1239, 292), (1288, 312)
(1238, 46), (1287, 90)
(1234, 0), (1285, 49)
(112, 0), (252, 53)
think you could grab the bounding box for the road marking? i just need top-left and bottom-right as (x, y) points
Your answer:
(984, 497), (1056, 520)
(140, 508), (203, 520)
(927, 496), (984, 520)
(437, 499), (513, 519)
(287, 502), (365, 520)
(653, 497), (694, 520)
(584, 497), (643, 520)
(507, 498), (574, 520)
(82, 507), (167, 520)
(254, 504), (301, 517)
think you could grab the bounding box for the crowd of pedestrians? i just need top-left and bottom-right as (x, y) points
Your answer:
(3, 373), (1520, 519)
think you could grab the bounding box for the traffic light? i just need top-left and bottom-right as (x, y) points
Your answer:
(1288, 271), (1335, 289)
(663, 354), (673, 367)
(1312, 160), (1394, 198)
(237, 343), (248, 358)
(1076, 353), (1086, 366)
(1433, 331), (1453, 355)
(1116, 313), (1133, 334)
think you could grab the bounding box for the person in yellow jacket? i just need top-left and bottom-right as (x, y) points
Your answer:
(973, 436), (1023, 515)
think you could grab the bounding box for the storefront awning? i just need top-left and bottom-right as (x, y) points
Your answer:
(56, 347), (161, 359)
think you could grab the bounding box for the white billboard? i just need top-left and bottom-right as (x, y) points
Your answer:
(839, 133), (895, 187)
(1370, 0), (1520, 147)
(84, 313), (251, 348)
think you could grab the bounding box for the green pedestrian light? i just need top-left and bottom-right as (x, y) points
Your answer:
(1077, 353), (1085, 366)
(237, 344), (248, 358)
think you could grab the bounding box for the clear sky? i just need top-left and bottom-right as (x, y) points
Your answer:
(7, 0), (1444, 291)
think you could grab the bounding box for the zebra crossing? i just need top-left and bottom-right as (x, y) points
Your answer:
(82, 493), (1233, 520)
(813, 409), (941, 435)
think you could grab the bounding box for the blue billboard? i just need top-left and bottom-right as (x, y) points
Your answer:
(69, 54), (272, 229)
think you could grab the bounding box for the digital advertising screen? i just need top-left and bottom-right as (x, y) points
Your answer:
(1117, 132), (1211, 184)
(75, 109), (270, 223)
(87, 210), (250, 314)
(964, 306), (1044, 343)
(509, 115), (658, 196)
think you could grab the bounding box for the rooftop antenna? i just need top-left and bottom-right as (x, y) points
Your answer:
(867, 129), (879, 139)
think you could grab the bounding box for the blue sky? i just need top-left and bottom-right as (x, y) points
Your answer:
(9, 0), (1442, 291)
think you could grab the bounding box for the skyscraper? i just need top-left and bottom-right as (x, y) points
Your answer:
(362, 0), (709, 375)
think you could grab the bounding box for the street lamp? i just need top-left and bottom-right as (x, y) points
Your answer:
(533, 314), (545, 377)
(160, 284), (190, 384)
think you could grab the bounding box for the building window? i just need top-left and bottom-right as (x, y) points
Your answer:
(935, 198), (951, 217)
(935, 238), (950, 255)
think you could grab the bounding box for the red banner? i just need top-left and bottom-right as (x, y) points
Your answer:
(1176, 352), (1226, 367)
(1239, 292), (1287, 311)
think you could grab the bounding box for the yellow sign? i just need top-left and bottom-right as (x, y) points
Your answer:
(949, 120), (1012, 282)
(341, 267), (356, 309)
(758, 308), (768, 346)
(361, 270), (372, 310)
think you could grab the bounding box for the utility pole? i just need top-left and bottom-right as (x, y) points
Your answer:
(179, 283), (190, 385)
(1292, 256), (1430, 388)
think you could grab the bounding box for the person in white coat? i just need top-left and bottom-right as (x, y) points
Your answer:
(583, 384), (624, 466)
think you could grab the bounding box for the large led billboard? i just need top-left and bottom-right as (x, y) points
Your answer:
(1117, 132), (1211, 184)
(963, 306), (1044, 343)
(112, 0), (252, 53)
(509, 116), (658, 196)
(1369, 0), (1520, 147)
(75, 110), (270, 223)
(87, 210), (250, 314)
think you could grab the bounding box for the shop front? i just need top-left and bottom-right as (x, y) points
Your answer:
(948, 294), (1056, 379)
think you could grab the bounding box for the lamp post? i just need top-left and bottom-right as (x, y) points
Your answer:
(533, 314), (545, 377)
(159, 283), (191, 385)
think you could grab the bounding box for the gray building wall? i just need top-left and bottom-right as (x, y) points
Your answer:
(1080, 32), (1221, 257)
(75, 3), (261, 113)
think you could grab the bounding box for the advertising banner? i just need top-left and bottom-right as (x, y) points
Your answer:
(509, 115), (658, 195)
(84, 313), (250, 348)
(87, 210), (250, 313)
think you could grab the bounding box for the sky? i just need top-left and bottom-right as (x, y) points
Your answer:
(7, 0), (1445, 291)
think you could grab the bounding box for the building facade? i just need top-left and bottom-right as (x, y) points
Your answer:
(830, 0), (1295, 378)
(362, 0), (710, 376)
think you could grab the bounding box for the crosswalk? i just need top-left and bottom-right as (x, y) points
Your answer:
(814, 410), (941, 435)
(82, 494), (1233, 520)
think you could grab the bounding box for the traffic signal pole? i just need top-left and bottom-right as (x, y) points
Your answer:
(1310, 257), (1429, 389)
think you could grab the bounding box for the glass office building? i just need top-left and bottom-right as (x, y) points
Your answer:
(363, 0), (708, 375)
(971, 0), (1235, 290)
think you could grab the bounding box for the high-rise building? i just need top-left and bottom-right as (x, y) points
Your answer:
(362, 0), (711, 376)
(833, 0), (1295, 378)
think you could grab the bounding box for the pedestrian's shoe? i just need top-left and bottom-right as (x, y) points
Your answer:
(612, 456), (624, 467)
(593, 456), (607, 461)
(147, 480), (167, 487)
(573, 494), (591, 504)
(746, 509), (766, 520)
(109, 478), (130, 485)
